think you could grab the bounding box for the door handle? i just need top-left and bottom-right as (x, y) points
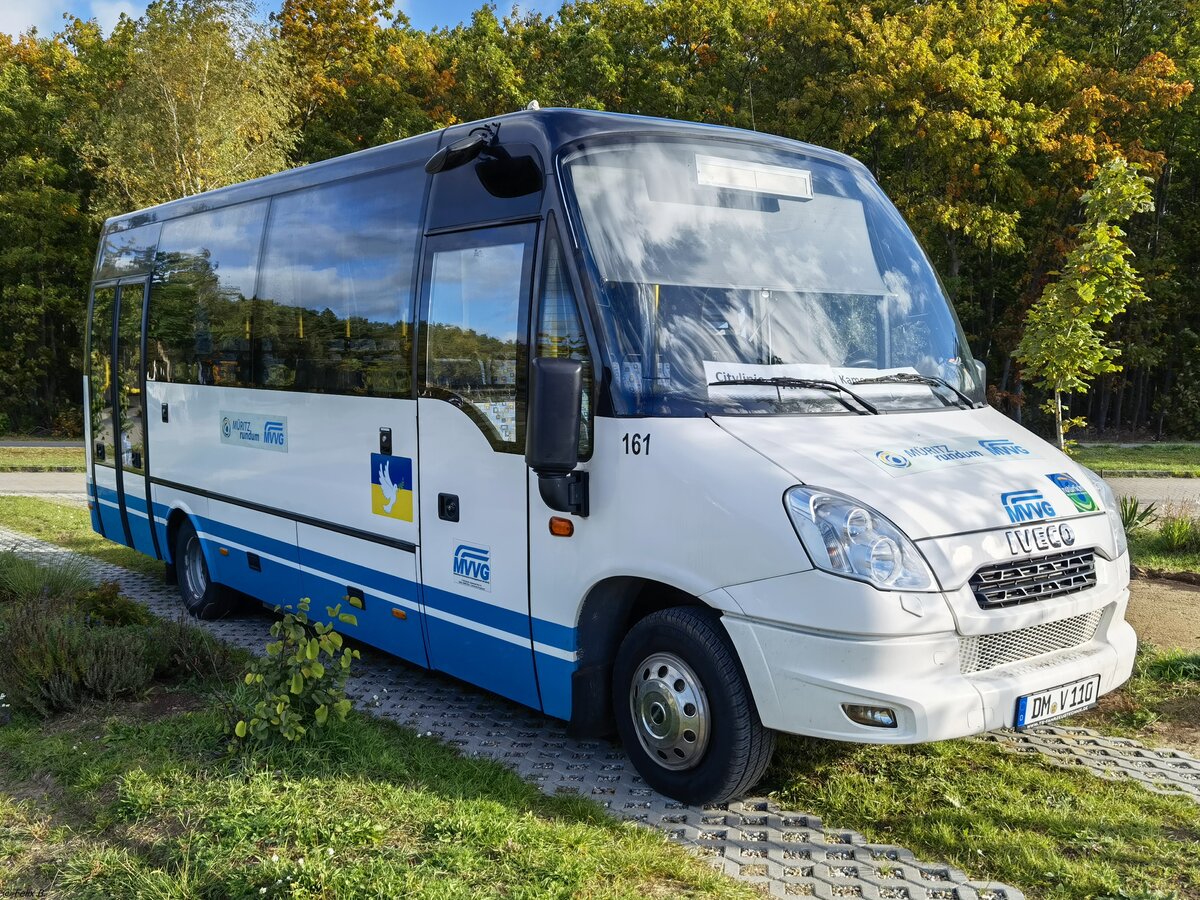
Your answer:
(438, 493), (459, 522)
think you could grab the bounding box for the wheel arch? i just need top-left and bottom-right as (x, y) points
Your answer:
(567, 575), (712, 738)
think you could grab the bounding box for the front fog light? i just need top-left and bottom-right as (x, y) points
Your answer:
(785, 485), (935, 590)
(843, 704), (898, 728)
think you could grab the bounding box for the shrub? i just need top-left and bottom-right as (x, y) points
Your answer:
(0, 597), (154, 716)
(146, 614), (241, 683)
(76, 581), (154, 627)
(230, 598), (359, 747)
(0, 552), (93, 604)
(1156, 507), (1200, 553)
(1119, 495), (1158, 535)
(79, 626), (154, 701)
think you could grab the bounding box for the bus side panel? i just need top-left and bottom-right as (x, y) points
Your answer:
(296, 525), (428, 668)
(201, 498), (302, 610)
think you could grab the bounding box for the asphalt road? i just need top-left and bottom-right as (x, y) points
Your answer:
(1105, 476), (1199, 514)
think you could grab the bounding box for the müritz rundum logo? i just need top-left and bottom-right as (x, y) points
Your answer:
(453, 544), (491, 590)
(218, 411), (288, 453)
(876, 450), (910, 469)
(1001, 489), (1058, 523)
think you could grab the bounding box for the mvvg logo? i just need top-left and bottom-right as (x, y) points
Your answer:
(979, 438), (1029, 456)
(1001, 489), (1058, 523)
(263, 421), (286, 447)
(453, 544), (491, 590)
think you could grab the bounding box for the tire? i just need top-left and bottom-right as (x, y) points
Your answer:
(174, 519), (237, 620)
(612, 606), (776, 804)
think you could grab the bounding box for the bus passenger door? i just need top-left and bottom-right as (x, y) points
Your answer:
(87, 285), (124, 542)
(416, 223), (540, 708)
(114, 279), (160, 558)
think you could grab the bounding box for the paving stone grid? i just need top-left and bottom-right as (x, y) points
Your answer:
(981, 726), (1200, 803)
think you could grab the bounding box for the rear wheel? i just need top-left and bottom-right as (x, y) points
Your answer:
(175, 519), (236, 619)
(612, 606), (776, 804)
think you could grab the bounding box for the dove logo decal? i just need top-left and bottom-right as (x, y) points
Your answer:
(370, 453), (414, 522)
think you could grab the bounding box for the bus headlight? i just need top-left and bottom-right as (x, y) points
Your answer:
(785, 486), (935, 590)
(1080, 467), (1127, 559)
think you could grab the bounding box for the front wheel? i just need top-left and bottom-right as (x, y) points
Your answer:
(612, 606), (776, 804)
(175, 519), (237, 620)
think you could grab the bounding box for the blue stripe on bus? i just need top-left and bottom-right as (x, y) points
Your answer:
(425, 613), (542, 709)
(89, 490), (578, 718)
(95, 484), (170, 520)
(533, 652), (574, 721)
(92, 486), (579, 655)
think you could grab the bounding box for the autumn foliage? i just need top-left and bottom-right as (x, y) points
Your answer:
(0, 0), (1196, 438)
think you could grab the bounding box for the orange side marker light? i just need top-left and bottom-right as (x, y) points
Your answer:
(549, 517), (574, 537)
(392, 608), (407, 620)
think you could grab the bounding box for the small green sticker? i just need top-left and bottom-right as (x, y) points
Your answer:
(1046, 473), (1098, 513)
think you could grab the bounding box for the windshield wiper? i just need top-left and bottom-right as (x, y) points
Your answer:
(850, 372), (976, 409)
(708, 377), (879, 415)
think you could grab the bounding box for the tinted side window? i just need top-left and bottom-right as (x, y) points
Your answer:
(148, 201), (268, 386)
(88, 287), (116, 467)
(535, 233), (593, 456)
(425, 225), (536, 449)
(97, 221), (162, 280)
(256, 168), (422, 397)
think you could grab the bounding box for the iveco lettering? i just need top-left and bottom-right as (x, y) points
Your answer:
(83, 108), (1135, 804)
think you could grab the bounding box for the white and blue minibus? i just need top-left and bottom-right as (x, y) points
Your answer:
(85, 108), (1136, 802)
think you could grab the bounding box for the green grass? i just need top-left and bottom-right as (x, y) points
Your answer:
(763, 736), (1200, 900)
(1129, 530), (1200, 575)
(0, 446), (85, 471)
(1073, 443), (1200, 476)
(1078, 642), (1200, 738)
(0, 496), (163, 578)
(0, 694), (757, 900)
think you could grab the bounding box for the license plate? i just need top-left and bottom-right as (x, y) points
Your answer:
(1015, 674), (1101, 728)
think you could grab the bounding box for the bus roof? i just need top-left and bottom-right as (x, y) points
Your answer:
(100, 107), (870, 235)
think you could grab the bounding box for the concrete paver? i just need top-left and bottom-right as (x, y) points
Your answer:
(0, 523), (1023, 900)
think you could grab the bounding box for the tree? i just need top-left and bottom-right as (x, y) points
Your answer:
(86, 0), (298, 212)
(1015, 157), (1154, 448)
(274, 0), (441, 163)
(0, 34), (94, 432)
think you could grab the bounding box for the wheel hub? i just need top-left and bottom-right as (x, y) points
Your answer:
(629, 652), (710, 770)
(183, 534), (207, 599)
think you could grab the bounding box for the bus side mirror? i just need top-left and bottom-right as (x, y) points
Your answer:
(527, 357), (588, 517)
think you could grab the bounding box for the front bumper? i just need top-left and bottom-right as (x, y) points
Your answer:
(721, 585), (1136, 743)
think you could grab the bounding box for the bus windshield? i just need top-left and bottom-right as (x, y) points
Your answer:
(563, 139), (982, 416)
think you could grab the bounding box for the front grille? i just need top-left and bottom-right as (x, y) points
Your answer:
(969, 549), (1096, 609)
(959, 609), (1105, 675)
